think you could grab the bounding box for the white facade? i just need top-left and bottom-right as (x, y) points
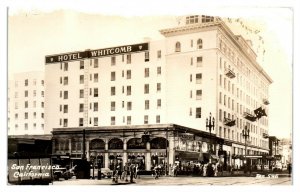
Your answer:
(8, 71), (45, 135)
(45, 15), (272, 155)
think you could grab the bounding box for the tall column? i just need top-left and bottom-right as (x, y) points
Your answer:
(168, 136), (175, 174)
(146, 142), (151, 171)
(123, 139), (127, 166)
(105, 139), (109, 168)
(52, 139), (55, 154)
(86, 140), (90, 161)
(68, 138), (72, 154)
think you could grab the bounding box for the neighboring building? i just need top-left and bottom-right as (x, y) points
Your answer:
(8, 71), (45, 135)
(279, 138), (292, 165)
(45, 15), (272, 171)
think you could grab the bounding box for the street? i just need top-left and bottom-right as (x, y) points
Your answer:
(52, 175), (292, 185)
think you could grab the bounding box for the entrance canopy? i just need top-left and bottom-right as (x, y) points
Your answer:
(175, 151), (201, 161)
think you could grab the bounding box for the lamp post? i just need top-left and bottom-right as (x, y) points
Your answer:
(206, 113), (215, 156)
(242, 126), (250, 172)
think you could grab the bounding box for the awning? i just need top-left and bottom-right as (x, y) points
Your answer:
(176, 151), (201, 161)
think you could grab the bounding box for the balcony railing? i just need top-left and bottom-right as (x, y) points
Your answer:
(225, 68), (236, 78)
(243, 112), (257, 122)
(263, 98), (270, 105)
(224, 118), (236, 127)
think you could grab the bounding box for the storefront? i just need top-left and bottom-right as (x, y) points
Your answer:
(51, 124), (218, 173)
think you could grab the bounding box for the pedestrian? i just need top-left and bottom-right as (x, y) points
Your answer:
(122, 163), (129, 182)
(153, 165), (159, 179)
(135, 164), (139, 179)
(288, 163), (292, 175)
(129, 163), (135, 183)
(203, 164), (207, 177)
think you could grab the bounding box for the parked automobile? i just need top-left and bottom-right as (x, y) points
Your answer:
(263, 165), (269, 170)
(272, 163), (283, 171)
(53, 165), (76, 180)
(90, 167), (113, 179)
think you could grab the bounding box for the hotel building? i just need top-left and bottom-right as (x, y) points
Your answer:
(45, 15), (272, 171)
(8, 71), (45, 135)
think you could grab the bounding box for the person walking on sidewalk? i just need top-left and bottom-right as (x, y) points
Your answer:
(129, 163), (135, 183)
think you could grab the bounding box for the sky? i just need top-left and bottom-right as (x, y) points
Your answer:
(7, 6), (293, 139)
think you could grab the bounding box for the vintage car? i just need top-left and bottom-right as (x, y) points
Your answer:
(90, 167), (113, 178)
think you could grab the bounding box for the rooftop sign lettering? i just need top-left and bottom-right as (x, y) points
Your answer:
(45, 43), (148, 64)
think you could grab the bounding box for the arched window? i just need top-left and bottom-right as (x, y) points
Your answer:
(197, 39), (203, 49)
(108, 138), (123, 149)
(175, 42), (181, 52)
(90, 139), (105, 150)
(150, 137), (168, 149)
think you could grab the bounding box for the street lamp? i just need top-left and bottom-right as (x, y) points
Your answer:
(206, 113), (215, 154)
(242, 126), (250, 157)
(242, 126), (250, 172)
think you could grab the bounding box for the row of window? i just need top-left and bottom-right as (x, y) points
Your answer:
(14, 123), (44, 130)
(218, 126), (268, 148)
(14, 90), (44, 98)
(175, 39), (203, 52)
(15, 101), (44, 109)
(14, 112), (44, 120)
(15, 79), (44, 87)
(60, 50), (162, 72)
(60, 115), (162, 127)
(60, 99), (163, 113)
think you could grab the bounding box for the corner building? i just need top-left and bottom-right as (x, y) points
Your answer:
(45, 15), (272, 172)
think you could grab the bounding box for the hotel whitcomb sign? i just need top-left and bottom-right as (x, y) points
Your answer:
(45, 43), (149, 63)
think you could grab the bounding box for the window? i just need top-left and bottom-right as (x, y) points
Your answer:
(196, 73), (202, 84)
(24, 112), (28, 119)
(197, 39), (203, 49)
(157, 50), (161, 59)
(94, 73), (98, 82)
(33, 123), (36, 129)
(64, 77), (68, 85)
(41, 91), (44, 97)
(24, 123), (28, 130)
(111, 87), (116, 96)
(191, 39), (193, 47)
(63, 105), (68, 113)
(79, 118), (84, 126)
(60, 91), (62, 98)
(33, 112), (36, 119)
(144, 84), (149, 94)
(219, 109), (222, 121)
(94, 102), (98, 111)
(94, 117), (98, 126)
(144, 115), (149, 124)
(127, 116), (131, 125)
(127, 102), (132, 110)
(127, 54), (131, 64)
(15, 102), (18, 109)
(186, 15), (199, 24)
(127, 86), (131, 95)
(219, 75), (222, 86)
(157, 67), (161, 75)
(64, 91), (68, 99)
(111, 72), (116, 81)
(25, 101), (28, 108)
(219, 92), (222, 104)
(145, 68), (149, 77)
(25, 79), (28, 86)
(41, 113), (44, 118)
(196, 90), (202, 100)
(196, 107), (201, 118)
(111, 116), (116, 125)
(14, 92), (18, 98)
(143, 51), (149, 62)
(175, 42), (181, 52)
(33, 79), (36, 85)
(157, 83), (161, 92)
(122, 101), (125, 108)
(94, 58), (98, 68)
(80, 75), (84, 84)
(15, 113), (18, 120)
(191, 57), (193, 65)
(157, 99), (161, 109)
(190, 90), (193, 98)
(79, 89), (84, 98)
(156, 115), (160, 123)
(25, 90), (28, 97)
(63, 119), (68, 127)
(224, 95), (226, 106)
(94, 88), (98, 97)
(145, 100), (149, 110)
(196, 56), (202, 67)
(126, 70), (131, 79)
(64, 62), (68, 71)
(80, 61), (84, 69)
(111, 56), (116, 65)
(111, 101), (116, 111)
(189, 108), (192, 116)
(79, 104), (84, 112)
(190, 74), (192, 82)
